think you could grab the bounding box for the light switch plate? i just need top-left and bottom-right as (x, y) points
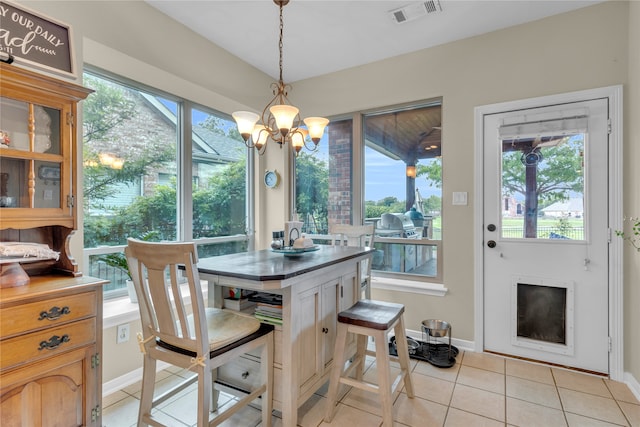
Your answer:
(452, 191), (468, 205)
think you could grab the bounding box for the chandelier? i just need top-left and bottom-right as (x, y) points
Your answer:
(232, 0), (329, 155)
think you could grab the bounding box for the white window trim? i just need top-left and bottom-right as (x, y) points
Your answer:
(371, 276), (447, 297)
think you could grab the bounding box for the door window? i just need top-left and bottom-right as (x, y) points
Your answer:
(498, 112), (587, 240)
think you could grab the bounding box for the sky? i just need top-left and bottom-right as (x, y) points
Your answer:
(312, 133), (440, 204)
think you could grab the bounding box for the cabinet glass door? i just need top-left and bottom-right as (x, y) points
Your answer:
(0, 96), (63, 210)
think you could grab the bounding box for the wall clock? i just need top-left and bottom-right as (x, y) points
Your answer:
(264, 169), (280, 189)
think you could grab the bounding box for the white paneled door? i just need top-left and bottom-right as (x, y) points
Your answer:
(482, 97), (609, 374)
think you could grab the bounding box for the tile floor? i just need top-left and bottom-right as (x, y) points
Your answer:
(102, 350), (640, 427)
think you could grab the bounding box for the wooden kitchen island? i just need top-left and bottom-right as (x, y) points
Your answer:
(197, 245), (373, 427)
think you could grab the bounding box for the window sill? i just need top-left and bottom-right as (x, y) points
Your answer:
(371, 276), (447, 297)
(103, 297), (142, 329)
(103, 282), (208, 329)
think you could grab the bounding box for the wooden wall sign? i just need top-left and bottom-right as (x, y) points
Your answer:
(0, 1), (74, 77)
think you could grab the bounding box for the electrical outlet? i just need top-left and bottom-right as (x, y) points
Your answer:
(116, 323), (130, 344)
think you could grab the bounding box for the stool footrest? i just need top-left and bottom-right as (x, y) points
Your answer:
(339, 376), (379, 394)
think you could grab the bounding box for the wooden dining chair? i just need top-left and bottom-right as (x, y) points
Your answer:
(329, 224), (375, 299)
(125, 238), (274, 427)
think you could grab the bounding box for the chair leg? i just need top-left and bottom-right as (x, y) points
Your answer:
(394, 317), (414, 398)
(325, 322), (349, 423)
(261, 333), (274, 427)
(374, 329), (394, 427)
(138, 355), (157, 427)
(211, 368), (219, 412)
(355, 334), (368, 381)
(196, 364), (212, 427)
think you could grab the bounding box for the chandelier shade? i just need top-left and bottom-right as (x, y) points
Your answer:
(303, 117), (330, 143)
(232, 111), (260, 140)
(232, 0), (328, 155)
(269, 104), (299, 136)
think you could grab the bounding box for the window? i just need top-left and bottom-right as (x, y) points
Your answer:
(363, 101), (443, 283)
(296, 117), (353, 237)
(190, 107), (249, 258)
(82, 70), (250, 298)
(295, 99), (443, 283)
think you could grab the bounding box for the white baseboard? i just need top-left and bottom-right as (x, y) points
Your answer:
(103, 361), (171, 398)
(624, 371), (640, 402)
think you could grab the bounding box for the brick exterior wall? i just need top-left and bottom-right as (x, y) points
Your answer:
(328, 120), (352, 226)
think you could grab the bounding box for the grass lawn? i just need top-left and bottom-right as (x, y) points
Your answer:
(428, 216), (584, 240)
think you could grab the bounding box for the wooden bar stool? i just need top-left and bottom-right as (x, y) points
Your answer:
(324, 299), (414, 427)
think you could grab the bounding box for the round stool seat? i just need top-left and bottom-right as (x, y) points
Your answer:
(337, 299), (404, 330)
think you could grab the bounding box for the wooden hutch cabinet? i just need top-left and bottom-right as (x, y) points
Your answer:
(0, 63), (106, 426)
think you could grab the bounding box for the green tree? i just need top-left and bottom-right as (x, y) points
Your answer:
(199, 116), (242, 140)
(82, 72), (248, 251)
(424, 195), (442, 213)
(416, 158), (442, 188)
(364, 198), (406, 219)
(83, 75), (136, 143)
(501, 138), (584, 206)
(296, 153), (329, 233)
(193, 159), (247, 238)
(82, 75), (173, 205)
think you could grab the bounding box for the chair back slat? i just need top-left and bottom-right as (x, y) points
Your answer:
(125, 239), (208, 355)
(330, 224), (375, 248)
(329, 224), (375, 296)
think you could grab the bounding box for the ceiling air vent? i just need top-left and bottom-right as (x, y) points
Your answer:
(390, 1), (442, 24)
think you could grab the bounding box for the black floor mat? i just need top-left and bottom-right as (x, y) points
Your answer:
(389, 336), (458, 368)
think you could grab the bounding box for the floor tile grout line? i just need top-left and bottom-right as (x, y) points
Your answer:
(503, 357), (508, 426)
(604, 377), (636, 427)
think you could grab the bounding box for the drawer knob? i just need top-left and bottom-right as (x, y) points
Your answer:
(38, 306), (71, 321)
(38, 334), (70, 351)
(241, 371), (250, 379)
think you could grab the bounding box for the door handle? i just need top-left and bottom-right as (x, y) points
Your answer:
(487, 240), (497, 248)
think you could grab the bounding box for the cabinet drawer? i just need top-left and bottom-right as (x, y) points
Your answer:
(1, 318), (96, 371)
(217, 355), (263, 392)
(1, 291), (96, 337)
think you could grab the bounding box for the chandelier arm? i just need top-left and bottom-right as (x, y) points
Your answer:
(302, 138), (319, 151)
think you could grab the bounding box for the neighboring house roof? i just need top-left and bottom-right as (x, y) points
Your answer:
(140, 93), (245, 164)
(543, 198), (584, 213)
(192, 125), (244, 163)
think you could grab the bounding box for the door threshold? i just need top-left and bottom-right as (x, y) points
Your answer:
(484, 350), (609, 378)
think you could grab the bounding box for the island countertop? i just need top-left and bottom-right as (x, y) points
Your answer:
(197, 245), (374, 282)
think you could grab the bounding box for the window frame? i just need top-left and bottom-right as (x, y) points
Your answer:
(82, 67), (254, 300)
(293, 98), (444, 285)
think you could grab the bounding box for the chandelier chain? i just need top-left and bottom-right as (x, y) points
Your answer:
(278, 2), (284, 84)
(232, 0), (328, 155)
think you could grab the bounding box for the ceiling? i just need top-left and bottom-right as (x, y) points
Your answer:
(146, 0), (603, 83)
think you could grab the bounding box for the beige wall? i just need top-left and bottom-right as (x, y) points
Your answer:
(293, 1), (629, 344)
(18, 1), (638, 385)
(625, 0), (640, 382)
